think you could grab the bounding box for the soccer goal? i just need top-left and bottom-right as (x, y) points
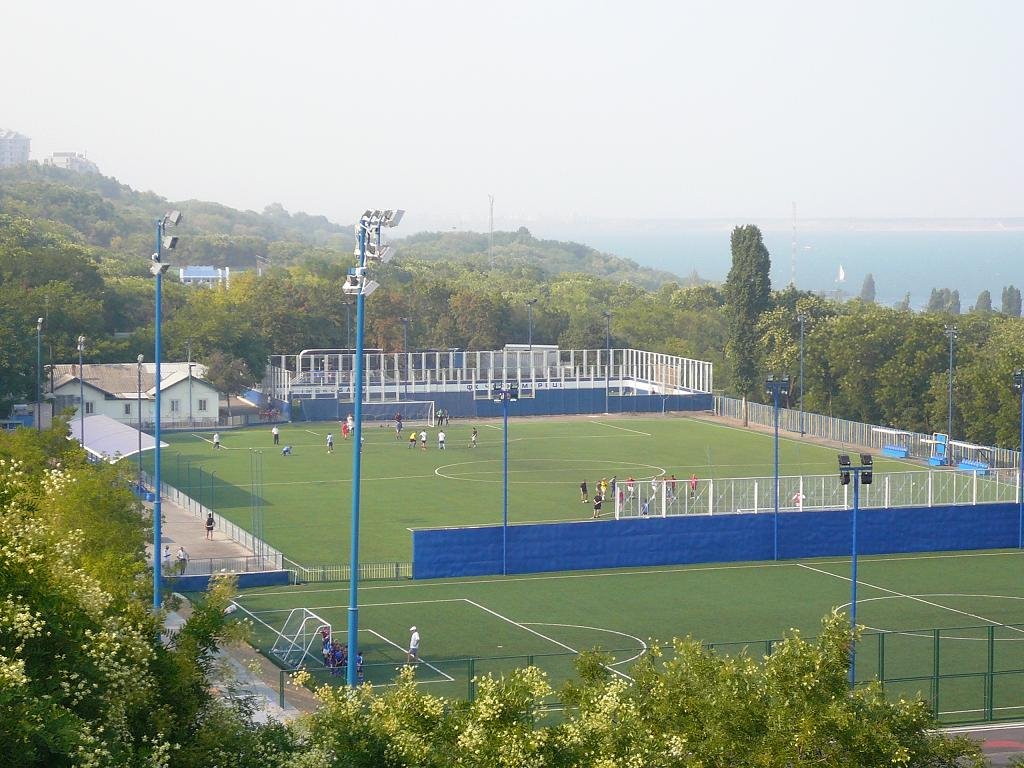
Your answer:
(263, 607), (334, 668)
(358, 400), (435, 427)
(614, 477), (709, 518)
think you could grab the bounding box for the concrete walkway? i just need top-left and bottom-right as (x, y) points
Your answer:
(144, 494), (253, 564)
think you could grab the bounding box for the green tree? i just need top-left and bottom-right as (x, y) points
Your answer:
(205, 350), (254, 418)
(859, 273), (876, 303)
(1001, 285), (1022, 317)
(972, 289), (992, 313)
(724, 225), (772, 400)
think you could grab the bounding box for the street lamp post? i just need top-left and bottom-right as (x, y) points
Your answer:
(526, 298), (537, 351)
(151, 209), (182, 611)
(945, 325), (956, 459)
(604, 311), (612, 414)
(186, 339), (193, 428)
(838, 453), (873, 687)
(77, 335), (86, 448)
(797, 313), (807, 436)
(346, 208), (403, 688)
(1014, 371), (1024, 549)
(36, 318), (43, 430)
(765, 375), (790, 560)
(137, 354), (144, 490)
(493, 383), (519, 575)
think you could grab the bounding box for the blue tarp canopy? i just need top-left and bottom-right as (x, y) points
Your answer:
(67, 414), (168, 463)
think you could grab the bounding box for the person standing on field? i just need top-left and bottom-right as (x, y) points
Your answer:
(419, 430), (427, 450)
(580, 479), (588, 503)
(407, 626), (420, 663)
(470, 427), (478, 448)
(213, 433), (221, 449)
(272, 425), (279, 445)
(326, 432), (334, 453)
(592, 492), (603, 518)
(437, 430), (446, 450)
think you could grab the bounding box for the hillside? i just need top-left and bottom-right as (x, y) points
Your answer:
(0, 164), (685, 288)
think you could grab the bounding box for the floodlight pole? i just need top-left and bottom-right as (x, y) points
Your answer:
(153, 219), (165, 610)
(36, 318), (43, 430)
(798, 313), (807, 435)
(945, 325), (956, 461)
(765, 376), (789, 560)
(187, 339), (193, 428)
(137, 354), (144, 490)
(77, 335), (85, 447)
(604, 311), (612, 414)
(400, 317), (410, 398)
(526, 298), (537, 351)
(1015, 370), (1024, 549)
(347, 222), (368, 688)
(495, 385), (517, 575)
(849, 468), (861, 687)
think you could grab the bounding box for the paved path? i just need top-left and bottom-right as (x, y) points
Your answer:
(144, 495), (252, 564)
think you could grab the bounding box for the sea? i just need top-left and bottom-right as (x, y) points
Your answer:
(530, 224), (1024, 311)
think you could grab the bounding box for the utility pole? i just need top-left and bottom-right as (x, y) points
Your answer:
(488, 194), (494, 266)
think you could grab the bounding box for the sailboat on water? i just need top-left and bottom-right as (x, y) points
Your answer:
(835, 264), (846, 283)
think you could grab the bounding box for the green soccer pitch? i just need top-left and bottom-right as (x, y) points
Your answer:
(152, 414), (912, 566)
(233, 549), (1024, 723)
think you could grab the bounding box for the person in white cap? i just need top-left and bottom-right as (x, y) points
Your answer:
(407, 625), (420, 663)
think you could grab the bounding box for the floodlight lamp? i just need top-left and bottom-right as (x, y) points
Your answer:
(77, 335), (85, 351)
(138, 353), (144, 364)
(1014, 370), (1024, 392)
(362, 279), (380, 297)
(859, 454), (872, 466)
(360, 209), (374, 222)
(838, 454), (851, 467)
(149, 262), (170, 276)
(162, 235), (178, 250)
(37, 317), (43, 328)
(164, 210), (182, 226)
(384, 209), (405, 227)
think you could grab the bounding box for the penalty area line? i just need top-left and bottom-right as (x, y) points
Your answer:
(593, 421), (651, 436)
(366, 628), (455, 682)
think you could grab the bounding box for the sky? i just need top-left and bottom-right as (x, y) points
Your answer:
(5, 1), (1023, 233)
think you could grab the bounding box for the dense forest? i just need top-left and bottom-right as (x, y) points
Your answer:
(2, 166), (1024, 449)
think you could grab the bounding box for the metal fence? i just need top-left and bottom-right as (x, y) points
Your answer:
(714, 396), (1021, 470)
(277, 623), (1024, 726)
(613, 469), (1019, 518)
(284, 558), (412, 583)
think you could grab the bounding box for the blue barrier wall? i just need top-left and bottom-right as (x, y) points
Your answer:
(293, 390), (712, 421)
(412, 503), (1020, 579)
(170, 570), (291, 592)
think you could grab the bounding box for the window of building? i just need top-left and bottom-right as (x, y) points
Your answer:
(84, 402), (94, 415)
(170, 399), (180, 413)
(124, 403), (132, 416)
(198, 399), (208, 412)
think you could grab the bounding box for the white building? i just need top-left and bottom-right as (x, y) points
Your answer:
(43, 152), (100, 174)
(50, 362), (221, 429)
(0, 129), (30, 168)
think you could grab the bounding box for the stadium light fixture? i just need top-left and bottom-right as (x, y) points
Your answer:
(764, 375), (790, 560)
(152, 209), (183, 612)
(347, 205), (403, 688)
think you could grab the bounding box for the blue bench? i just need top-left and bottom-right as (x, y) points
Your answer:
(881, 444), (909, 458)
(957, 459), (990, 476)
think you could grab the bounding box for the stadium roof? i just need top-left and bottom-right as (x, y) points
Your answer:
(66, 414), (168, 463)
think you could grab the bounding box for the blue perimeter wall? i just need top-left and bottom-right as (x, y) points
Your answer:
(412, 503), (1020, 579)
(297, 390), (712, 421)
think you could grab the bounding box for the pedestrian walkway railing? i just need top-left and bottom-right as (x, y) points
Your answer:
(284, 558), (412, 583)
(145, 470), (284, 572)
(175, 555), (283, 577)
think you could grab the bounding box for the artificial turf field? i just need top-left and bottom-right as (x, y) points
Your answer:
(152, 414), (1024, 720)
(234, 549), (1024, 722)
(154, 414), (914, 565)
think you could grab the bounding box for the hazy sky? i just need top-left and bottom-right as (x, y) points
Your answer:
(5, 1), (1022, 231)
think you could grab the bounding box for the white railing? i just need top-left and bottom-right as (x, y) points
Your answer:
(613, 469), (1019, 518)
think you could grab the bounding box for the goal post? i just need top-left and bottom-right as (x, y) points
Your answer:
(355, 400), (435, 427)
(226, 603), (334, 669)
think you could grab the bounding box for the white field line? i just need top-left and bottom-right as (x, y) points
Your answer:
(481, 424), (503, 431)
(244, 597), (468, 616)
(797, 563), (1024, 634)
(463, 598), (633, 681)
(593, 421), (651, 437)
(366, 628), (455, 682)
(304, 429), (322, 436)
(241, 551), (1024, 601)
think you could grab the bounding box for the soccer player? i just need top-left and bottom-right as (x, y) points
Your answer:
(580, 479), (588, 503)
(408, 429), (417, 449)
(438, 430), (446, 450)
(689, 473), (698, 498)
(592, 492), (603, 518)
(326, 433), (334, 453)
(419, 430), (427, 450)
(213, 432), (221, 449)
(407, 626), (420, 664)
(626, 476), (635, 499)
(668, 474), (678, 501)
(470, 427), (478, 448)
(271, 425), (279, 445)
(281, 445), (292, 456)
(395, 418), (403, 440)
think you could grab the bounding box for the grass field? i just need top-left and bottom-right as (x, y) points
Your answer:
(233, 548), (1024, 722)
(152, 414), (912, 565)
